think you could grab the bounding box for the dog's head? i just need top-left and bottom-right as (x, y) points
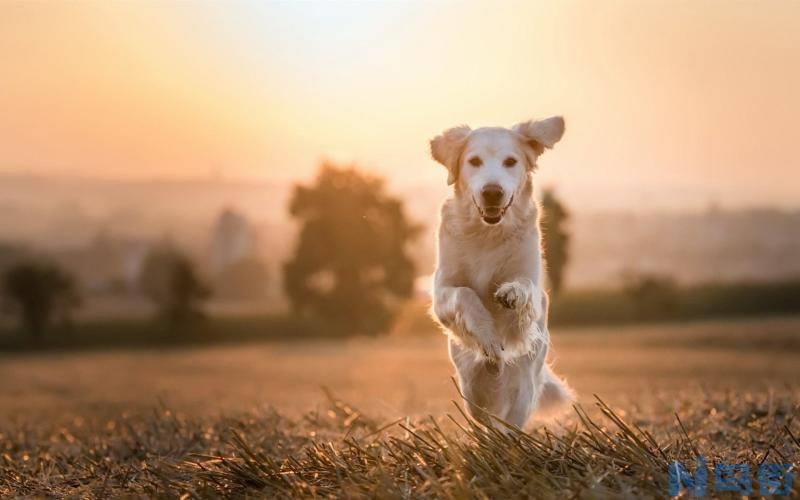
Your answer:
(430, 117), (564, 225)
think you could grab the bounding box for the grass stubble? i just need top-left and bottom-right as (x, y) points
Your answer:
(1, 386), (799, 498)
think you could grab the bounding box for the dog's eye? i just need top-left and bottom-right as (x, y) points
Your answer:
(468, 156), (482, 167)
(503, 157), (518, 167)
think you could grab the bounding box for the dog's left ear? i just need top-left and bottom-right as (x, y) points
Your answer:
(513, 116), (565, 157)
(430, 125), (471, 185)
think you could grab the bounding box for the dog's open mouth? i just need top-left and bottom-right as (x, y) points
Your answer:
(473, 196), (514, 225)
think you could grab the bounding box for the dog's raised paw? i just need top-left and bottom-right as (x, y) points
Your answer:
(494, 282), (522, 309)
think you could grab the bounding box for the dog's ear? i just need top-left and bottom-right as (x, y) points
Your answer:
(513, 116), (565, 156)
(430, 125), (471, 185)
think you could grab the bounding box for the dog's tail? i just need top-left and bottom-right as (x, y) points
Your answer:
(537, 364), (576, 417)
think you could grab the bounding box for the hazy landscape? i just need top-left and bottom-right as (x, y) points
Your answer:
(3, 172), (800, 297)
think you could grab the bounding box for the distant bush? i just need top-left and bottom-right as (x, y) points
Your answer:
(621, 272), (679, 320)
(549, 278), (800, 326)
(139, 247), (211, 326)
(678, 280), (800, 319)
(1, 260), (81, 337)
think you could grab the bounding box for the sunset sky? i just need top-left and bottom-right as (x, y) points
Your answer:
(1, 0), (799, 211)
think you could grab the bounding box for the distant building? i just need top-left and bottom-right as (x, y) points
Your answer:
(209, 208), (258, 277)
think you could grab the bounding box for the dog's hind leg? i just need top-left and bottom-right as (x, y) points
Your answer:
(536, 363), (575, 416)
(502, 365), (537, 429)
(449, 339), (506, 425)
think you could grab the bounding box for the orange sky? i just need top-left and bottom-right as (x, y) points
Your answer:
(1, 1), (799, 211)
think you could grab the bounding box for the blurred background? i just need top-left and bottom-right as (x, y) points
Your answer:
(1, 0), (800, 422)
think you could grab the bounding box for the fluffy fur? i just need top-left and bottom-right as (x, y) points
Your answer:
(430, 118), (574, 428)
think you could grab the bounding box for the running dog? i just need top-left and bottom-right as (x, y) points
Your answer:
(430, 117), (574, 428)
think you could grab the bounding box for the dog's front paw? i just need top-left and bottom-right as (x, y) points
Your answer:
(478, 337), (504, 363)
(494, 282), (526, 310)
(454, 311), (504, 361)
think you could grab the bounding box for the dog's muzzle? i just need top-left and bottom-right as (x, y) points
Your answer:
(473, 195), (514, 225)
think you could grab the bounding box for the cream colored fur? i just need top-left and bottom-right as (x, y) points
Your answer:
(430, 117), (575, 428)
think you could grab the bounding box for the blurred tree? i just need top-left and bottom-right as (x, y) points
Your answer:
(139, 247), (211, 325)
(284, 163), (421, 336)
(215, 257), (269, 300)
(1, 260), (81, 337)
(0, 243), (27, 275)
(540, 188), (570, 296)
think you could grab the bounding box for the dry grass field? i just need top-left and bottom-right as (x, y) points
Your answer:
(2, 316), (800, 497)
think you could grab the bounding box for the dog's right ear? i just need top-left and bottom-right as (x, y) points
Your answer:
(430, 125), (471, 185)
(513, 116), (565, 156)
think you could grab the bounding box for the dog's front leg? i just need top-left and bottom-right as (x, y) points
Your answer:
(433, 286), (503, 361)
(494, 280), (548, 349)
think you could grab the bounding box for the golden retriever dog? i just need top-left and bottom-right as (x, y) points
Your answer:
(430, 117), (574, 428)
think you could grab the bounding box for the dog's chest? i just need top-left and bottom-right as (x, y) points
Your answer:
(460, 239), (516, 300)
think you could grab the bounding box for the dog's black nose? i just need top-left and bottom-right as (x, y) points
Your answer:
(481, 184), (504, 206)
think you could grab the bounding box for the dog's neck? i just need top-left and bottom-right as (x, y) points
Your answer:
(444, 176), (538, 242)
